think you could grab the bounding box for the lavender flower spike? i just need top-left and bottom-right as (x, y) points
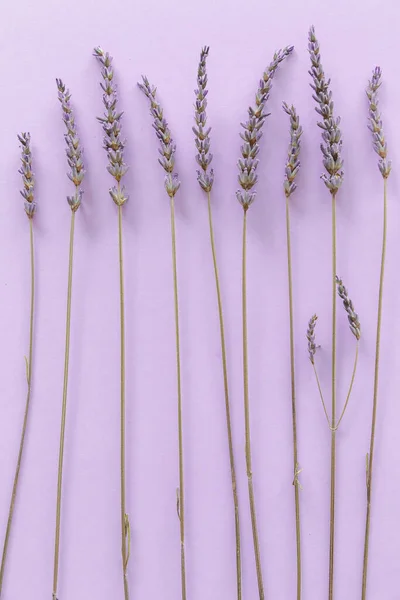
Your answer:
(336, 276), (361, 340)
(237, 45), (294, 210)
(194, 46), (214, 193)
(283, 102), (302, 198)
(138, 76), (181, 198)
(366, 67), (391, 179)
(18, 133), (36, 218)
(93, 47), (129, 206)
(56, 79), (85, 211)
(308, 26), (343, 195)
(307, 314), (318, 364)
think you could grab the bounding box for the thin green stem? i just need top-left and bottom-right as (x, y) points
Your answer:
(53, 210), (75, 600)
(242, 209), (264, 600)
(328, 193), (337, 600)
(334, 342), (359, 431)
(362, 177), (388, 600)
(285, 195), (302, 600)
(207, 192), (241, 600)
(118, 203), (130, 600)
(170, 196), (186, 600)
(0, 218), (35, 597)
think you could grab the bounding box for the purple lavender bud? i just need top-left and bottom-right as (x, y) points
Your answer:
(138, 76), (181, 199)
(194, 46), (214, 193)
(56, 79), (85, 210)
(237, 45), (293, 209)
(308, 26), (343, 194)
(283, 102), (302, 198)
(109, 185), (129, 207)
(366, 67), (391, 179)
(94, 47), (129, 200)
(18, 133), (36, 218)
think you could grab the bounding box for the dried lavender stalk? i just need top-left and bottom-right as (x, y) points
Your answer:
(94, 47), (130, 600)
(52, 80), (85, 600)
(333, 277), (361, 432)
(239, 45), (293, 600)
(362, 67), (391, 600)
(237, 45), (293, 211)
(0, 134), (36, 595)
(193, 46), (242, 600)
(308, 26), (352, 600)
(138, 77), (186, 600)
(283, 101), (303, 600)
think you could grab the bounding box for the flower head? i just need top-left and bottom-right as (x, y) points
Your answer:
(194, 46), (214, 193)
(237, 46), (294, 210)
(366, 67), (391, 179)
(94, 47), (128, 207)
(308, 26), (343, 195)
(307, 314), (318, 364)
(336, 277), (361, 340)
(283, 102), (302, 198)
(56, 79), (85, 212)
(18, 133), (36, 218)
(138, 76), (180, 199)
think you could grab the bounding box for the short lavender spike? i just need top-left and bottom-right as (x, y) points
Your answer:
(93, 46), (129, 206)
(336, 277), (361, 340)
(308, 26), (344, 194)
(307, 314), (318, 364)
(283, 102), (302, 198)
(366, 67), (391, 179)
(194, 46), (214, 193)
(18, 132), (36, 218)
(237, 45), (294, 210)
(56, 79), (85, 211)
(138, 76), (180, 198)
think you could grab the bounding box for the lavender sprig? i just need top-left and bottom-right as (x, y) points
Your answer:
(308, 26), (343, 195)
(237, 45), (294, 210)
(307, 314), (318, 364)
(138, 76), (180, 198)
(18, 133), (36, 218)
(336, 277), (361, 340)
(366, 67), (391, 179)
(93, 47), (129, 206)
(283, 102), (302, 198)
(56, 80), (85, 211)
(194, 46), (214, 193)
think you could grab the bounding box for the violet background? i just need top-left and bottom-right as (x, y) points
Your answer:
(0, 0), (399, 599)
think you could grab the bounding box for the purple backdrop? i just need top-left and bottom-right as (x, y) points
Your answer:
(0, 0), (399, 599)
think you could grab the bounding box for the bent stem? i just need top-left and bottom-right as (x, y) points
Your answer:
(53, 211), (75, 600)
(118, 203), (130, 600)
(242, 209), (264, 600)
(334, 342), (359, 431)
(207, 192), (241, 600)
(0, 219), (35, 596)
(170, 197), (186, 600)
(312, 364), (331, 428)
(362, 177), (388, 599)
(328, 193), (337, 600)
(285, 195), (302, 600)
